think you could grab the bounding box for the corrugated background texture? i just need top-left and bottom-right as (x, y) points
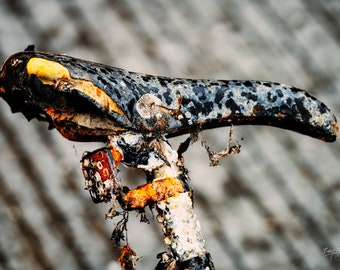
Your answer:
(0, 1), (339, 269)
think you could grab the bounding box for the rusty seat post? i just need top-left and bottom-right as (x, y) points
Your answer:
(108, 134), (215, 270)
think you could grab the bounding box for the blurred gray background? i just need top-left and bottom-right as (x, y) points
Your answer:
(0, 1), (339, 269)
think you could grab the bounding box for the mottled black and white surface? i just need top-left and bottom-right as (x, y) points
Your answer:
(1, 51), (337, 143)
(0, 1), (339, 270)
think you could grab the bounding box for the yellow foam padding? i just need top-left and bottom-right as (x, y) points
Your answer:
(27, 57), (123, 115)
(27, 57), (70, 81)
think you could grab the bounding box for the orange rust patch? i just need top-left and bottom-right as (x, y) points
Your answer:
(110, 145), (124, 165)
(117, 245), (139, 269)
(43, 108), (88, 140)
(45, 107), (66, 120)
(123, 177), (184, 209)
(332, 121), (339, 138)
(45, 108), (72, 138)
